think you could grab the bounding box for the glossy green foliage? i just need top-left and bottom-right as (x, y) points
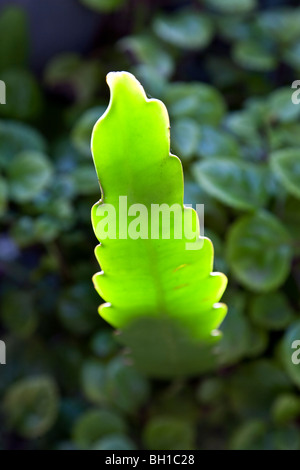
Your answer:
(226, 212), (292, 292)
(143, 416), (195, 450)
(90, 72), (227, 375)
(271, 149), (300, 199)
(204, 0), (256, 14)
(3, 376), (59, 439)
(193, 159), (268, 210)
(81, 357), (150, 413)
(249, 293), (295, 330)
(153, 9), (213, 50)
(0, 6), (28, 72)
(119, 317), (221, 378)
(72, 408), (127, 449)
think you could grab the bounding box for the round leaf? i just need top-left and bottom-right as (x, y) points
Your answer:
(58, 283), (99, 335)
(90, 331), (119, 358)
(143, 416), (195, 450)
(193, 158), (269, 210)
(267, 88), (300, 123)
(226, 212), (292, 291)
(119, 35), (174, 78)
(217, 292), (250, 366)
(81, 360), (107, 405)
(271, 148), (300, 199)
(257, 8), (300, 44)
(3, 376), (59, 439)
(271, 394), (300, 425)
(230, 420), (267, 450)
(153, 10), (213, 50)
(72, 164), (99, 195)
(284, 41), (300, 69)
(8, 151), (52, 202)
(34, 215), (61, 242)
(250, 292), (295, 330)
(72, 409), (127, 449)
(195, 125), (240, 158)
(171, 118), (200, 161)
(1, 291), (38, 337)
(0, 69), (42, 120)
(0, 6), (28, 72)
(0, 120), (46, 169)
(105, 358), (150, 414)
(10, 216), (36, 247)
(233, 40), (277, 71)
(165, 83), (226, 125)
(228, 360), (291, 419)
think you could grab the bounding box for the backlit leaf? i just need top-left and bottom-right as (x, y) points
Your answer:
(91, 72), (227, 377)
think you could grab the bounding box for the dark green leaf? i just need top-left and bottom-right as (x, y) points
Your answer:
(271, 394), (300, 425)
(3, 376), (59, 439)
(143, 416), (195, 450)
(72, 409), (127, 449)
(193, 158), (268, 210)
(228, 360), (291, 419)
(105, 358), (150, 414)
(0, 6), (28, 72)
(233, 40), (277, 71)
(8, 151), (53, 202)
(1, 291), (38, 337)
(195, 126), (240, 158)
(257, 8), (300, 44)
(165, 82), (225, 124)
(171, 118), (200, 161)
(153, 9), (213, 50)
(81, 360), (107, 405)
(217, 292), (250, 366)
(120, 35), (174, 78)
(0, 69), (42, 120)
(72, 107), (106, 157)
(80, 0), (126, 12)
(271, 148), (300, 199)
(44, 54), (102, 103)
(249, 292), (295, 330)
(226, 212), (292, 291)
(72, 164), (99, 195)
(0, 120), (46, 169)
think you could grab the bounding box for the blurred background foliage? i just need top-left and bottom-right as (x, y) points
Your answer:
(0, 0), (300, 450)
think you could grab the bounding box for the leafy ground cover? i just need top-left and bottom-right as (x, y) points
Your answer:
(0, 0), (300, 450)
